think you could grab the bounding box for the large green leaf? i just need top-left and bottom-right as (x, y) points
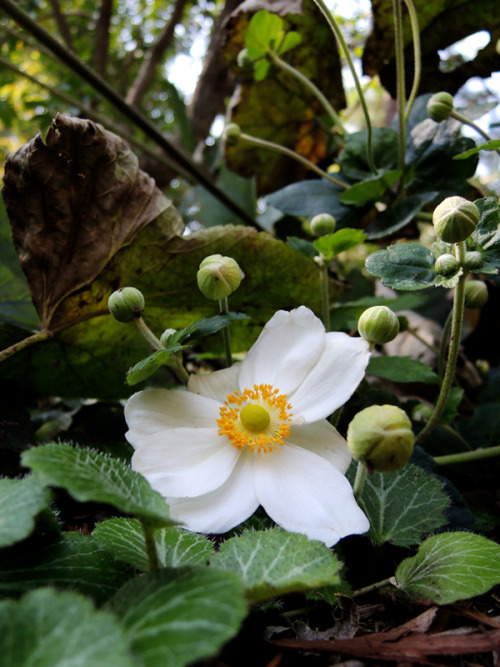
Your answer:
(365, 192), (438, 240)
(22, 443), (173, 527)
(0, 588), (133, 667)
(339, 128), (399, 181)
(210, 528), (342, 603)
(367, 356), (440, 385)
(472, 197), (500, 270)
(0, 476), (52, 548)
(396, 532), (500, 604)
(109, 568), (247, 667)
(365, 243), (437, 290)
(313, 229), (366, 259)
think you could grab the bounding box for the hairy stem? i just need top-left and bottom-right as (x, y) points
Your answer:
(392, 0), (406, 181)
(219, 297), (233, 367)
(351, 577), (394, 598)
(319, 261), (330, 330)
(353, 460), (368, 502)
(434, 445), (500, 466)
(134, 317), (164, 350)
(403, 0), (421, 121)
(451, 109), (500, 157)
(142, 522), (161, 571)
(0, 330), (53, 363)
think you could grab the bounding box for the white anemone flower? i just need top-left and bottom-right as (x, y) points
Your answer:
(125, 306), (371, 546)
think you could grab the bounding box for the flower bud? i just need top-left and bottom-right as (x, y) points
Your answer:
(411, 402), (433, 422)
(427, 92), (454, 122)
(464, 280), (488, 309)
(197, 254), (243, 300)
(310, 213), (336, 237)
(397, 315), (409, 332)
(237, 48), (254, 71)
(347, 404), (415, 472)
(464, 250), (483, 271)
(160, 328), (177, 347)
(432, 196), (479, 244)
(358, 306), (400, 345)
(434, 253), (459, 276)
(224, 123), (242, 147)
(108, 287), (145, 323)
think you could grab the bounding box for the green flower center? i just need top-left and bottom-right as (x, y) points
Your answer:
(239, 404), (271, 433)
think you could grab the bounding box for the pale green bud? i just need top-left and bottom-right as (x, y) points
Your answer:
(464, 280), (488, 309)
(358, 306), (400, 345)
(197, 254), (243, 300)
(160, 328), (177, 347)
(224, 123), (242, 147)
(434, 253), (459, 276)
(411, 403), (433, 422)
(464, 250), (483, 271)
(347, 404), (415, 472)
(433, 196), (479, 244)
(237, 48), (254, 71)
(397, 315), (409, 332)
(310, 213), (336, 237)
(108, 287), (145, 323)
(427, 92), (454, 122)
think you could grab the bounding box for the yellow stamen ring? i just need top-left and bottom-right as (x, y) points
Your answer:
(217, 383), (293, 453)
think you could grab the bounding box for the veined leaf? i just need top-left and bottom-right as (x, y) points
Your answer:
(367, 356), (440, 385)
(313, 229), (366, 259)
(365, 243), (437, 290)
(0, 476), (51, 548)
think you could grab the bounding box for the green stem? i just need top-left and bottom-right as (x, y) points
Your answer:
(437, 308), (453, 378)
(0, 330), (52, 363)
(239, 132), (348, 189)
(434, 445), (500, 466)
(407, 326), (439, 356)
(351, 576), (394, 598)
(392, 0), (406, 181)
(353, 460), (368, 502)
(219, 297), (233, 367)
(142, 522), (161, 571)
(312, 0), (377, 174)
(135, 318), (190, 384)
(134, 316), (164, 350)
(414, 241), (467, 446)
(318, 259), (330, 330)
(451, 109), (500, 156)
(403, 0), (421, 121)
(268, 50), (346, 133)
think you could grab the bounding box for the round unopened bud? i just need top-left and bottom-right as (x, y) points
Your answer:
(310, 213), (336, 237)
(432, 196), (479, 244)
(464, 280), (488, 309)
(224, 123), (242, 147)
(397, 315), (409, 332)
(108, 287), (145, 323)
(411, 403), (433, 422)
(358, 306), (400, 345)
(237, 48), (254, 71)
(464, 250), (483, 271)
(197, 254), (243, 300)
(427, 92), (454, 122)
(160, 328), (177, 347)
(434, 253), (459, 276)
(347, 404), (415, 472)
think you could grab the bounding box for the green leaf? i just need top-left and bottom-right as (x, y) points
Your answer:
(340, 170), (401, 204)
(245, 10), (284, 59)
(0, 533), (131, 604)
(286, 236), (317, 258)
(354, 464), (449, 547)
(177, 312), (249, 343)
(313, 228), (366, 259)
(0, 588), (133, 667)
(210, 528), (341, 603)
(109, 568), (247, 667)
(454, 140), (500, 160)
(365, 243), (437, 290)
(278, 30), (302, 55)
(472, 197), (500, 269)
(94, 518), (214, 572)
(396, 532), (500, 604)
(22, 443), (173, 527)
(367, 356), (440, 384)
(365, 192), (438, 240)
(438, 387), (464, 425)
(339, 128), (399, 180)
(0, 476), (51, 547)
(126, 346), (187, 386)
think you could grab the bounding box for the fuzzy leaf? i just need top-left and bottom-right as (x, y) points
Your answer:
(126, 346), (187, 386)
(365, 243), (437, 290)
(367, 356), (441, 384)
(0, 476), (51, 547)
(22, 443), (173, 527)
(210, 528), (342, 603)
(0, 588), (133, 667)
(396, 532), (500, 604)
(109, 568), (247, 667)
(94, 518), (214, 571)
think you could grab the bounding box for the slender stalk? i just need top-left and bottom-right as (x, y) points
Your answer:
(239, 132), (348, 189)
(134, 317), (190, 384)
(0, 330), (52, 363)
(451, 109), (500, 157)
(318, 260), (330, 330)
(312, 0), (378, 174)
(434, 445), (500, 466)
(353, 460), (368, 502)
(168, 355), (190, 386)
(403, 0), (421, 121)
(268, 50), (346, 133)
(437, 308), (453, 378)
(134, 316), (164, 350)
(392, 0), (406, 180)
(218, 297), (233, 367)
(414, 242), (467, 446)
(142, 522), (161, 571)
(351, 576), (394, 598)
(407, 326), (439, 356)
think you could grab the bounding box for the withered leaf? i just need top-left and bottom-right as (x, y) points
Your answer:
(2, 114), (183, 329)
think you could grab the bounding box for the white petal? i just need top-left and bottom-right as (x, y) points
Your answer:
(188, 364), (241, 403)
(289, 333), (370, 422)
(254, 444), (369, 546)
(131, 428), (240, 497)
(167, 451), (259, 533)
(289, 421), (352, 474)
(238, 307), (326, 396)
(125, 389), (220, 444)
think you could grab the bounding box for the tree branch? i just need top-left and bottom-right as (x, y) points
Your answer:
(126, 0), (189, 106)
(93, 0), (113, 77)
(47, 0), (74, 52)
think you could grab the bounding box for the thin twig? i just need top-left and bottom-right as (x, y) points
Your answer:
(47, 0), (74, 52)
(93, 0), (113, 77)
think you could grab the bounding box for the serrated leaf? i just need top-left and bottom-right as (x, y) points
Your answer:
(0, 476), (51, 547)
(354, 464), (449, 547)
(367, 356), (440, 384)
(0, 588), (133, 667)
(313, 228), (366, 259)
(472, 197), (500, 268)
(109, 567), (247, 667)
(340, 170), (401, 204)
(94, 518), (214, 571)
(210, 528), (341, 603)
(365, 243), (437, 290)
(22, 443), (173, 527)
(454, 140), (500, 160)
(180, 312), (249, 343)
(0, 532), (131, 603)
(396, 532), (500, 604)
(126, 346), (187, 386)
